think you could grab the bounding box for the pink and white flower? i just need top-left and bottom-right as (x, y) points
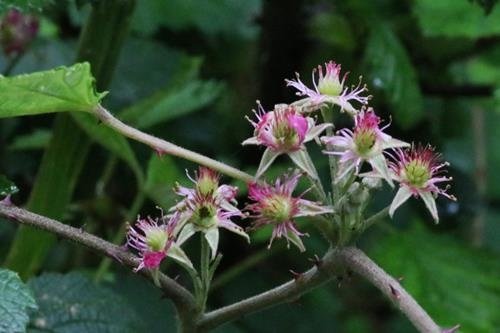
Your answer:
(245, 172), (333, 252)
(126, 212), (192, 271)
(243, 103), (331, 178)
(171, 167), (249, 259)
(322, 108), (409, 185)
(285, 61), (370, 114)
(387, 145), (456, 222)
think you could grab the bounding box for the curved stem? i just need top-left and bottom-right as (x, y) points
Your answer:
(198, 246), (442, 333)
(95, 105), (254, 183)
(339, 247), (441, 333)
(0, 202), (197, 319)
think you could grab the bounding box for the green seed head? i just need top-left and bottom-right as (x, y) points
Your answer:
(404, 160), (431, 188)
(263, 195), (294, 223)
(145, 228), (168, 252)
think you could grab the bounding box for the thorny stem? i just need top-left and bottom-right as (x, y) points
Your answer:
(198, 246), (442, 333)
(0, 202), (443, 333)
(95, 105), (254, 184)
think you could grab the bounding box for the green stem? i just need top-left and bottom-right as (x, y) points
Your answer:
(362, 206), (390, 232)
(320, 108), (338, 202)
(2, 53), (23, 76)
(94, 191), (145, 282)
(95, 105), (254, 183)
(95, 156), (118, 196)
(199, 234), (211, 313)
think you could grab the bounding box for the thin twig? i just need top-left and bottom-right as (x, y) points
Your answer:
(0, 202), (197, 318)
(95, 105), (254, 183)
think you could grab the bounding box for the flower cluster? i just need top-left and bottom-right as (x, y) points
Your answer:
(126, 59), (457, 275)
(243, 59), (455, 225)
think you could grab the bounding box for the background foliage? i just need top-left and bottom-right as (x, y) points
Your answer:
(1, 0), (500, 332)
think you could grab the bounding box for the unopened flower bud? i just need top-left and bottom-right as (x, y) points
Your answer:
(0, 9), (39, 56)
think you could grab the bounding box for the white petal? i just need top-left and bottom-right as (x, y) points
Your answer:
(176, 223), (197, 245)
(305, 123), (333, 142)
(204, 228), (220, 260)
(369, 154), (394, 188)
(382, 137), (410, 150)
(219, 219), (250, 243)
(420, 191), (439, 223)
(242, 137), (260, 146)
(167, 243), (194, 269)
(296, 199), (334, 217)
(289, 149), (319, 179)
(389, 186), (412, 218)
(287, 230), (306, 252)
(256, 148), (280, 179)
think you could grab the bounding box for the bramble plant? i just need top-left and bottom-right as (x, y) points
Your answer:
(1, 2), (483, 332)
(0, 52), (457, 332)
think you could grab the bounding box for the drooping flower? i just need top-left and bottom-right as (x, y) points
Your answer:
(242, 103), (331, 178)
(285, 61), (370, 114)
(126, 212), (192, 272)
(171, 167), (249, 259)
(0, 9), (39, 56)
(245, 172), (333, 252)
(322, 108), (409, 185)
(387, 145), (456, 222)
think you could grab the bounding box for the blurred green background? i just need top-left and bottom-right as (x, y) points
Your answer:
(1, 0), (500, 332)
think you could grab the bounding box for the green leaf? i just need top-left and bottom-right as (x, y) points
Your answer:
(363, 25), (424, 129)
(120, 57), (222, 129)
(144, 154), (182, 208)
(0, 269), (38, 333)
(27, 272), (143, 332)
(371, 225), (500, 332)
(71, 112), (143, 184)
(0, 63), (106, 119)
(8, 129), (52, 151)
(0, 174), (18, 197)
(414, 0), (500, 38)
(0, 0), (52, 13)
(131, 0), (261, 39)
(105, 273), (177, 333)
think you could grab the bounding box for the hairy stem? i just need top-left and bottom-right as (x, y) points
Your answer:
(0, 202), (197, 320)
(95, 105), (254, 183)
(199, 247), (441, 333)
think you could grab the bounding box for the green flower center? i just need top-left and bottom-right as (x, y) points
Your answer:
(263, 195), (294, 223)
(145, 228), (168, 252)
(404, 160), (431, 188)
(354, 130), (376, 156)
(318, 79), (342, 97)
(192, 202), (217, 228)
(273, 123), (299, 149)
